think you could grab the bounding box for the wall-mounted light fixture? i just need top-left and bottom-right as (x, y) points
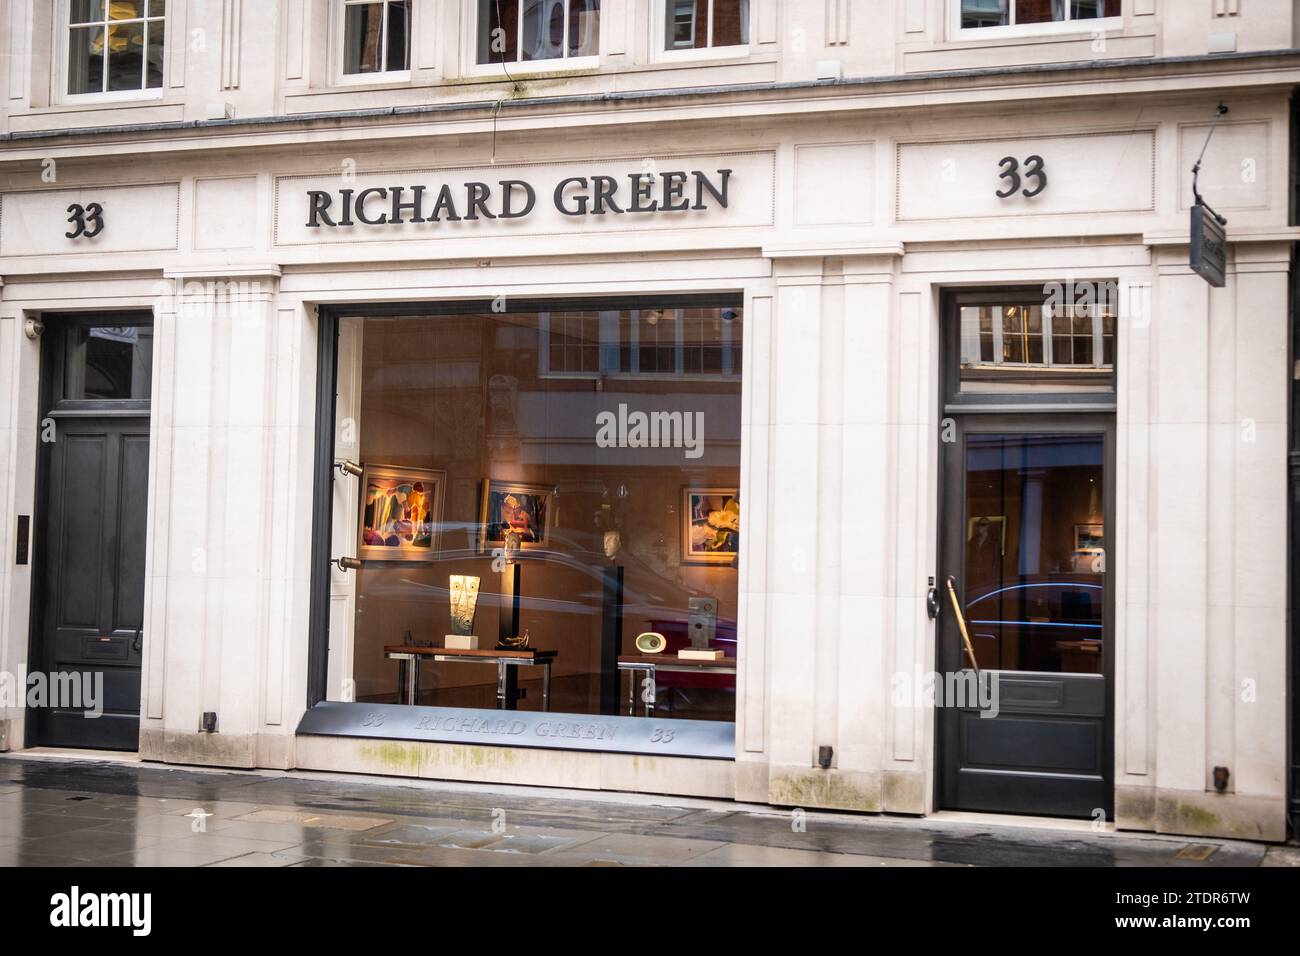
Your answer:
(336, 460), (364, 478)
(334, 556), (362, 572)
(23, 318), (43, 340)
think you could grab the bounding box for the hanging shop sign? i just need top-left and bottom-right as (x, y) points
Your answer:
(273, 151), (775, 246)
(1189, 203), (1227, 288)
(1188, 103), (1230, 289)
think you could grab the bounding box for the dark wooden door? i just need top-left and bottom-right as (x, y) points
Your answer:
(31, 318), (152, 750)
(937, 418), (1114, 819)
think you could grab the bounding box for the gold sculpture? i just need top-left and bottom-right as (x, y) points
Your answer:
(448, 575), (480, 636)
(498, 627), (531, 650)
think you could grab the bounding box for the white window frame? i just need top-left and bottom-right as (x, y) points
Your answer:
(961, 303), (1112, 372)
(334, 0), (414, 86)
(951, 0), (1123, 41)
(61, 0), (167, 102)
(655, 0), (752, 62)
(465, 0), (602, 78)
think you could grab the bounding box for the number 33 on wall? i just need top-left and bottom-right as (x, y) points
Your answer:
(996, 155), (1048, 199)
(65, 202), (105, 239)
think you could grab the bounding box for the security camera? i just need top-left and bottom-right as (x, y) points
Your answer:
(23, 318), (43, 340)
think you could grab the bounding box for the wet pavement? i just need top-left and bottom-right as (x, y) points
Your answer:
(0, 754), (1291, 867)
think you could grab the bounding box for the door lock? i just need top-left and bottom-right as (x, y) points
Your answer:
(926, 576), (939, 620)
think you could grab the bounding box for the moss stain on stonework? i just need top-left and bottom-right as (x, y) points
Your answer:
(1167, 802), (1220, 833)
(361, 742), (421, 775)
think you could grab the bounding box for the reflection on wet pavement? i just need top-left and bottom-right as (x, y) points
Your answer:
(0, 756), (1274, 867)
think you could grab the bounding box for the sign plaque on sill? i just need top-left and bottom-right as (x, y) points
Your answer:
(1190, 203), (1227, 288)
(296, 701), (735, 760)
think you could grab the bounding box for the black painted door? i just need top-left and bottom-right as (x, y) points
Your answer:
(938, 420), (1114, 819)
(31, 319), (152, 750)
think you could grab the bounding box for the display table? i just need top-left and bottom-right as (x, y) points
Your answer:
(617, 654), (738, 717)
(383, 645), (557, 711)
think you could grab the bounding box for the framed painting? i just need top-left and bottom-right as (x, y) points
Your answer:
(357, 465), (447, 562)
(966, 515), (1006, 556)
(478, 479), (554, 552)
(681, 487), (739, 565)
(1074, 523), (1105, 554)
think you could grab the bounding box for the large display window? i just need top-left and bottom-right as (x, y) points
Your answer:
(316, 296), (743, 730)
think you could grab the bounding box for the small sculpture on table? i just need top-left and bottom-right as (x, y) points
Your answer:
(497, 627), (532, 651)
(446, 574), (480, 650)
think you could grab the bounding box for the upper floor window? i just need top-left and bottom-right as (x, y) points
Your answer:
(343, 0), (410, 74)
(666, 0), (749, 50)
(68, 1), (165, 95)
(477, 0), (600, 65)
(960, 0), (1115, 30)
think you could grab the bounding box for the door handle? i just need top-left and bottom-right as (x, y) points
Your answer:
(132, 629), (142, 654)
(944, 576), (980, 674)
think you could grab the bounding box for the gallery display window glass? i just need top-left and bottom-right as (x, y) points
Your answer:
(322, 296), (742, 724)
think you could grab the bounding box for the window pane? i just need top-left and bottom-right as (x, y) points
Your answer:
(479, 0), (520, 63)
(569, 0), (600, 56)
(109, 1), (146, 19)
(71, 1), (106, 25)
(106, 20), (145, 92)
(962, 0), (1009, 28)
(521, 0), (564, 61)
(145, 18), (164, 87)
(343, 3), (383, 73)
(1071, 0), (1109, 18)
(712, 0), (749, 46)
(64, 326), (154, 401)
(328, 303), (743, 723)
(385, 0), (410, 70)
(68, 26), (105, 94)
(1016, 0), (1066, 24)
(1027, 334), (1044, 365)
(149, 0), (167, 15)
(962, 433), (1105, 673)
(667, 0), (705, 49)
(959, 295), (1116, 393)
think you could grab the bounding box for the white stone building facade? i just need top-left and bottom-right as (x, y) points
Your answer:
(0, 1), (1297, 842)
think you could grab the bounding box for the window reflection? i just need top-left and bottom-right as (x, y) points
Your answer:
(67, 0), (165, 95)
(329, 302), (742, 722)
(963, 433), (1104, 674)
(343, 0), (410, 74)
(63, 325), (154, 401)
(479, 0), (601, 64)
(958, 292), (1116, 393)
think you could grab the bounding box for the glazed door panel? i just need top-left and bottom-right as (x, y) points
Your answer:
(937, 420), (1114, 818)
